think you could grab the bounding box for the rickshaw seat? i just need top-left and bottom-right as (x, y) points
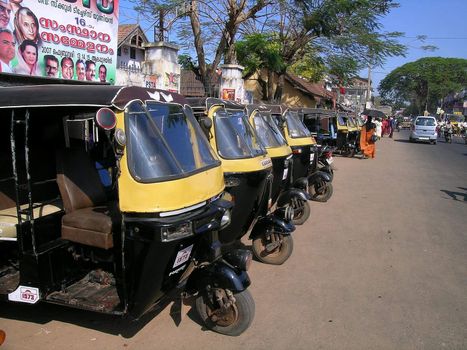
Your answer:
(56, 148), (116, 250)
(0, 200), (63, 241)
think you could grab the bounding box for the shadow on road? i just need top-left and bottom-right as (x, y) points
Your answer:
(0, 290), (185, 338)
(440, 187), (467, 202)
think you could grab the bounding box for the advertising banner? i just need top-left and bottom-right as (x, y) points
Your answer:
(0, 0), (119, 83)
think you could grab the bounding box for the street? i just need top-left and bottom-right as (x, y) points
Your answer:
(1, 130), (466, 350)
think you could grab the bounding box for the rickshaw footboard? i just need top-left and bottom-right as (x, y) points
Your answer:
(46, 269), (122, 314)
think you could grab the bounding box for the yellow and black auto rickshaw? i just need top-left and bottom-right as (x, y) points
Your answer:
(0, 85), (255, 336)
(246, 104), (311, 225)
(188, 98), (295, 265)
(271, 106), (333, 203)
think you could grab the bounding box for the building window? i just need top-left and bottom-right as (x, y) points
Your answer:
(131, 34), (143, 47)
(130, 47), (136, 59)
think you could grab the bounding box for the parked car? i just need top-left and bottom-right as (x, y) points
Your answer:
(409, 116), (437, 144)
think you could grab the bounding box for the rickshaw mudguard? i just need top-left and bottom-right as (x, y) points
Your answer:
(276, 188), (311, 207)
(308, 171), (332, 184)
(293, 177), (308, 191)
(185, 262), (251, 294)
(249, 214), (295, 239)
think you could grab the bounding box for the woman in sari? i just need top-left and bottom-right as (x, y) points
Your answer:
(359, 116), (376, 159)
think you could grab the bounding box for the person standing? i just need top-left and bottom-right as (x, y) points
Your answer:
(359, 116), (377, 159)
(374, 118), (382, 139)
(0, 28), (15, 73)
(389, 116), (396, 138)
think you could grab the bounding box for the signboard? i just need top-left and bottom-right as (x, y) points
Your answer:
(222, 88), (235, 100)
(0, 0), (119, 83)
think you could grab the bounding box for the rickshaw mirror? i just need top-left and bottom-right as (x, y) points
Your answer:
(201, 117), (212, 130)
(95, 108), (117, 130)
(115, 128), (126, 147)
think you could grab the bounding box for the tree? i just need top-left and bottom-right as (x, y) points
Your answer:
(236, 0), (406, 101)
(379, 57), (467, 115)
(133, 0), (271, 96)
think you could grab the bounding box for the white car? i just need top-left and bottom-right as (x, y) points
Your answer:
(409, 116), (437, 144)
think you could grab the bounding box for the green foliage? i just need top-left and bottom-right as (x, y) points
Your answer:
(379, 57), (467, 115)
(236, 33), (286, 78)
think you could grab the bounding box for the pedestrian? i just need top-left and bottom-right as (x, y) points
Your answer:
(359, 116), (377, 159)
(382, 117), (389, 137)
(389, 116), (396, 138)
(374, 118), (382, 139)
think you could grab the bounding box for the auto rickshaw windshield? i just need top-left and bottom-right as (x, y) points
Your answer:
(253, 112), (288, 148)
(347, 117), (357, 128)
(126, 100), (219, 181)
(214, 110), (266, 159)
(285, 111), (311, 138)
(337, 115), (347, 126)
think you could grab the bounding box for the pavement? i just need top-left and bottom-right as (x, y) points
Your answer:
(1, 131), (466, 350)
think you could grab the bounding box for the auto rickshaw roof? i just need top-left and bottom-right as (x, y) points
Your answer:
(300, 108), (335, 118)
(245, 104), (274, 117)
(0, 85), (188, 110)
(186, 97), (245, 112)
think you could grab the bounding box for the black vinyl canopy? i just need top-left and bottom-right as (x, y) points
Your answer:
(0, 85), (188, 110)
(363, 109), (386, 118)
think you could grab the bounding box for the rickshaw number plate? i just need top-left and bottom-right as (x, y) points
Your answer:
(8, 286), (40, 304)
(173, 244), (194, 268)
(326, 157), (334, 164)
(282, 168), (289, 180)
(310, 154), (315, 162)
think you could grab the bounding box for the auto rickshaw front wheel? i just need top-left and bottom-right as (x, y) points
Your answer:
(309, 181), (333, 202)
(291, 198), (310, 225)
(252, 233), (293, 265)
(196, 288), (255, 336)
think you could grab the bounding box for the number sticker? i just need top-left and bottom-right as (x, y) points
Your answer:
(173, 244), (193, 268)
(282, 168), (289, 180)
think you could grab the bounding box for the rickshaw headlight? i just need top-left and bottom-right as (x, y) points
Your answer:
(161, 222), (193, 242)
(224, 249), (252, 271)
(220, 209), (231, 229)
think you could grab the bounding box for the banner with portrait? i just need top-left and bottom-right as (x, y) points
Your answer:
(0, 0), (118, 83)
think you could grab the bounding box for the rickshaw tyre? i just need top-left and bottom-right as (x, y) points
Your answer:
(347, 149), (355, 158)
(311, 182), (333, 202)
(252, 234), (293, 265)
(196, 289), (255, 336)
(292, 200), (310, 225)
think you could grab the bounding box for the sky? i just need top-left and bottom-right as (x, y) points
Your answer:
(365, 0), (467, 93)
(119, 0), (467, 94)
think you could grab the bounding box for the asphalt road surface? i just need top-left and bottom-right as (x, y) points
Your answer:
(1, 130), (466, 350)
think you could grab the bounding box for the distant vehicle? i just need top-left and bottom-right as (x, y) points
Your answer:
(399, 116), (412, 129)
(409, 116), (437, 144)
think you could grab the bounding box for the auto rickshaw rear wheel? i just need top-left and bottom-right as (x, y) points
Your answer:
(196, 288), (254, 336)
(252, 233), (293, 265)
(309, 181), (333, 202)
(291, 198), (310, 225)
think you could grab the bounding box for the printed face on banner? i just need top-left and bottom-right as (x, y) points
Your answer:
(0, 0), (119, 83)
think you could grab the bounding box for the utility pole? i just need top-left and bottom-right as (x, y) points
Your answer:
(366, 63), (371, 106)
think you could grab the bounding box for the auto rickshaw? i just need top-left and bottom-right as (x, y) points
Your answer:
(246, 104), (310, 225)
(188, 98), (295, 265)
(271, 106), (333, 203)
(335, 112), (358, 157)
(301, 108), (337, 147)
(0, 85), (254, 336)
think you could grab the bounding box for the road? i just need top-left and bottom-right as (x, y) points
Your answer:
(1, 131), (466, 350)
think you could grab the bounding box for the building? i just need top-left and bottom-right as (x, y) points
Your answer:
(333, 77), (371, 113)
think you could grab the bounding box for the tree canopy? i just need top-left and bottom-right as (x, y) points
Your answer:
(379, 57), (467, 115)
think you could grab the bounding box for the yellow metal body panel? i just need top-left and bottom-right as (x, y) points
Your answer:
(266, 144), (292, 159)
(116, 110), (224, 213)
(208, 105), (272, 173)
